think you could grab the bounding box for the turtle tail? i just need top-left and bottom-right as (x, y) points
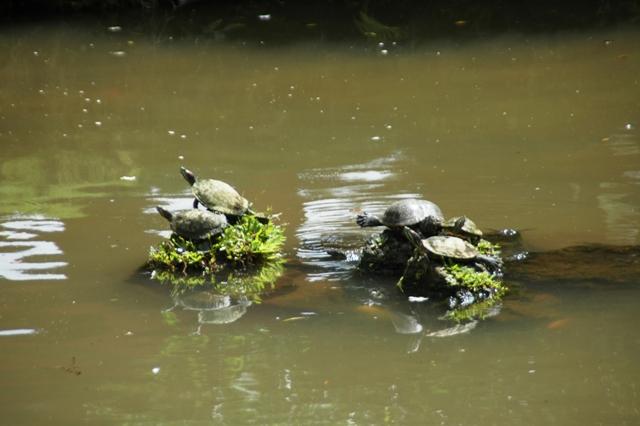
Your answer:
(180, 166), (197, 186)
(356, 213), (382, 227)
(156, 206), (173, 222)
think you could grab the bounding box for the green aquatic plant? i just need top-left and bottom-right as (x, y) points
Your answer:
(148, 237), (217, 275)
(147, 214), (286, 296)
(443, 263), (506, 295)
(213, 215), (286, 265)
(476, 239), (501, 257)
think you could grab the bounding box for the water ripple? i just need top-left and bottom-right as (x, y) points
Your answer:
(0, 216), (67, 281)
(295, 153), (423, 281)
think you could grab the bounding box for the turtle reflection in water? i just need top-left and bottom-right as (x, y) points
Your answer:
(165, 289), (251, 333)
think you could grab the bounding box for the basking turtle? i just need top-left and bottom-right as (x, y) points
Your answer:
(180, 167), (251, 215)
(403, 230), (502, 270)
(156, 206), (227, 241)
(442, 216), (483, 243)
(356, 199), (444, 236)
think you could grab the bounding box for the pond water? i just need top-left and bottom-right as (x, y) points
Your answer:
(1, 23), (639, 425)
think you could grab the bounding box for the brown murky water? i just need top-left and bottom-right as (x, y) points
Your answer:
(1, 24), (639, 424)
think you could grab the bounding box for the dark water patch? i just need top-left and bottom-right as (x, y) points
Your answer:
(507, 244), (640, 285)
(4, 1), (640, 44)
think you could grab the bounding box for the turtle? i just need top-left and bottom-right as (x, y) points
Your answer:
(180, 167), (270, 223)
(180, 167), (251, 215)
(403, 229), (502, 270)
(441, 216), (483, 243)
(156, 206), (227, 241)
(356, 198), (444, 237)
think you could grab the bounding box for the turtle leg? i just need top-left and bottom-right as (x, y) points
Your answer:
(356, 213), (383, 227)
(193, 198), (199, 209)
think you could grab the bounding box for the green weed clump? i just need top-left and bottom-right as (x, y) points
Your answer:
(443, 263), (506, 295)
(476, 239), (501, 257)
(147, 214), (286, 291)
(214, 215), (286, 265)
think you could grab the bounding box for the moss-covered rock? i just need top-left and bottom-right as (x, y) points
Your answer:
(147, 214), (286, 297)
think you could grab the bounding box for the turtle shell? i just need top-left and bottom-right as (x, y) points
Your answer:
(193, 179), (250, 216)
(170, 209), (227, 240)
(381, 199), (444, 227)
(422, 235), (479, 260)
(443, 216), (483, 237)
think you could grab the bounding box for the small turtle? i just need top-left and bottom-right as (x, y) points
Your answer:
(356, 199), (444, 236)
(156, 206), (227, 241)
(180, 167), (251, 215)
(442, 216), (483, 242)
(403, 229), (502, 270)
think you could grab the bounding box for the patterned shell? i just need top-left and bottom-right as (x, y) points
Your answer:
(171, 209), (227, 240)
(422, 236), (479, 260)
(192, 179), (250, 216)
(381, 199), (444, 226)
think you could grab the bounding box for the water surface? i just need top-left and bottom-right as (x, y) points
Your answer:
(1, 24), (639, 424)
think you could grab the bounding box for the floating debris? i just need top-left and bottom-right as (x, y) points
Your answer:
(120, 176), (136, 181)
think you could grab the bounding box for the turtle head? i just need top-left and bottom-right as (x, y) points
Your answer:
(402, 226), (425, 250)
(180, 167), (197, 186)
(156, 206), (173, 222)
(453, 216), (467, 232)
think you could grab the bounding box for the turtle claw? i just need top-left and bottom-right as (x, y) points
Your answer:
(356, 212), (369, 227)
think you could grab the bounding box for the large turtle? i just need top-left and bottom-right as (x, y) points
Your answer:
(356, 198), (444, 237)
(180, 167), (251, 215)
(403, 229), (501, 270)
(156, 206), (227, 241)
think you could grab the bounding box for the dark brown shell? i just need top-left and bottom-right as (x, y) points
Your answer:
(381, 199), (443, 227)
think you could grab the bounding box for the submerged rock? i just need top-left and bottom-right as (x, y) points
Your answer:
(507, 244), (640, 284)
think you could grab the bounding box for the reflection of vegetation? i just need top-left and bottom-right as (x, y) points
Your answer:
(153, 259), (284, 304)
(0, 151), (139, 218)
(444, 297), (501, 322)
(354, 9), (404, 41)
